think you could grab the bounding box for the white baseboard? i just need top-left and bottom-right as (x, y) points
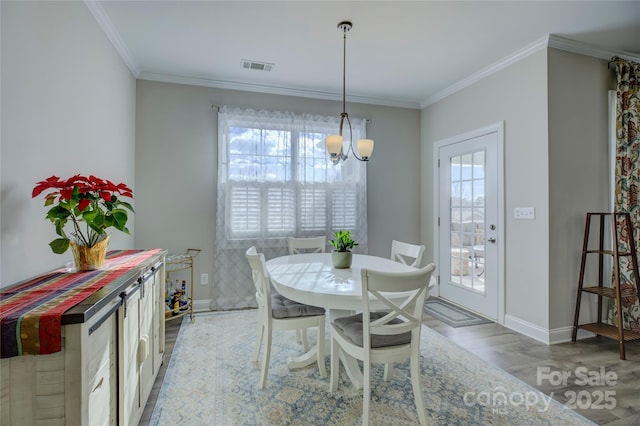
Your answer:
(192, 299), (213, 312)
(548, 325), (596, 344)
(504, 314), (550, 344)
(504, 314), (597, 345)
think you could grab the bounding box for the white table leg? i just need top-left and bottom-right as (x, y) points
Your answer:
(284, 310), (364, 389)
(286, 344), (318, 369)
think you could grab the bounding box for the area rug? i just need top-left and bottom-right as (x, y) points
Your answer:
(150, 310), (593, 425)
(424, 297), (493, 328)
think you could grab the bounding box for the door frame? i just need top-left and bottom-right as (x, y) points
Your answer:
(432, 121), (506, 324)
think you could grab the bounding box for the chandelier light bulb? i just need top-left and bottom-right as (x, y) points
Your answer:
(326, 135), (344, 158)
(357, 139), (374, 160)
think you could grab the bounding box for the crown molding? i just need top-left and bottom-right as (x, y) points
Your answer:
(548, 34), (640, 63)
(421, 34), (640, 109)
(85, 3), (639, 112)
(84, 0), (139, 77)
(420, 35), (550, 108)
(137, 72), (422, 109)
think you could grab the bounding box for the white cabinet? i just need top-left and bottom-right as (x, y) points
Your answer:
(153, 267), (165, 372)
(65, 295), (120, 426)
(119, 282), (142, 425)
(119, 267), (161, 425)
(140, 268), (160, 399)
(0, 250), (165, 426)
(0, 292), (121, 426)
(1, 342), (67, 424)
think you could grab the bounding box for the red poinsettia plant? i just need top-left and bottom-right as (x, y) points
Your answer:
(32, 174), (134, 254)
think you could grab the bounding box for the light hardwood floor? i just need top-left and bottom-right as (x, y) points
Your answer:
(141, 312), (640, 425)
(422, 314), (640, 425)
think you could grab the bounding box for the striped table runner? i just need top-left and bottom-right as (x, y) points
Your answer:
(0, 249), (162, 358)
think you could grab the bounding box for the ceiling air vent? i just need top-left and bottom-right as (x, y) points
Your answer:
(241, 59), (274, 72)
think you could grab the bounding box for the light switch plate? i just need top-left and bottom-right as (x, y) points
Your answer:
(200, 273), (209, 285)
(514, 207), (535, 219)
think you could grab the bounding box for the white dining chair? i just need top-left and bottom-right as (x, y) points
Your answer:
(246, 246), (327, 389)
(390, 240), (426, 268)
(329, 263), (435, 426)
(288, 236), (327, 254)
(288, 236), (327, 349)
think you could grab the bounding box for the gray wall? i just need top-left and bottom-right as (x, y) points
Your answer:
(134, 80), (421, 302)
(421, 48), (613, 338)
(547, 49), (612, 330)
(421, 50), (551, 330)
(1, 1), (136, 286)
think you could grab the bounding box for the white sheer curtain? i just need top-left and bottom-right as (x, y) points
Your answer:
(212, 106), (368, 310)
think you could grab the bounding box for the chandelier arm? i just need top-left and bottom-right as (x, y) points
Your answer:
(345, 114), (353, 157)
(339, 113), (347, 136)
(338, 113), (348, 160)
(345, 115), (366, 161)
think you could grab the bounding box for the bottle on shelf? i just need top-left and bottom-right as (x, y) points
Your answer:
(166, 279), (174, 304)
(165, 248), (200, 322)
(172, 294), (180, 315)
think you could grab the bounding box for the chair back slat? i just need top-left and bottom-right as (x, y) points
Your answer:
(361, 264), (435, 344)
(369, 288), (425, 334)
(390, 240), (426, 267)
(246, 246), (272, 313)
(288, 236), (326, 254)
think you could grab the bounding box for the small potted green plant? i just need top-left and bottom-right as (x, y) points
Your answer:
(329, 230), (358, 269)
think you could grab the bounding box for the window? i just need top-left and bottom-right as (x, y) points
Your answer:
(213, 106), (368, 310)
(217, 106), (368, 248)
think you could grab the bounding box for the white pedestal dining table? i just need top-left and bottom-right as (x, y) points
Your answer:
(265, 253), (431, 389)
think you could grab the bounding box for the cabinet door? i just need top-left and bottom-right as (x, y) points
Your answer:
(86, 313), (116, 426)
(118, 286), (141, 425)
(152, 268), (163, 374)
(139, 274), (155, 405)
(65, 296), (119, 426)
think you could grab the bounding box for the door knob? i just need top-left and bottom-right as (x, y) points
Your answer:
(488, 237), (496, 243)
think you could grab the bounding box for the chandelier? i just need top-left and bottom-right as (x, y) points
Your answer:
(325, 21), (374, 164)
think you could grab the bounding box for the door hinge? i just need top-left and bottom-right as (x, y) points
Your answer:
(438, 217), (440, 226)
(438, 159), (440, 168)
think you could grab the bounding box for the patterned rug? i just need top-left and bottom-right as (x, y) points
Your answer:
(150, 310), (593, 425)
(424, 297), (493, 328)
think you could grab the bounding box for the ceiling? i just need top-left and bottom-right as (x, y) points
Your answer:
(90, 1), (640, 109)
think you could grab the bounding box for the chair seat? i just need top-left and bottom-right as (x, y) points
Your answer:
(271, 294), (325, 319)
(332, 312), (411, 348)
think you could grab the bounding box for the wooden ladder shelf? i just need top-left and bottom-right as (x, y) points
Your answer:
(572, 212), (640, 360)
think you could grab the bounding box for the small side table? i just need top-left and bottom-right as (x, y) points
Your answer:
(165, 248), (201, 322)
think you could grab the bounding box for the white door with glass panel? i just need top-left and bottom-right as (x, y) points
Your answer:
(437, 124), (503, 321)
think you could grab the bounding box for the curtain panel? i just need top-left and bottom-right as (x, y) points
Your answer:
(212, 106), (369, 310)
(608, 58), (640, 330)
